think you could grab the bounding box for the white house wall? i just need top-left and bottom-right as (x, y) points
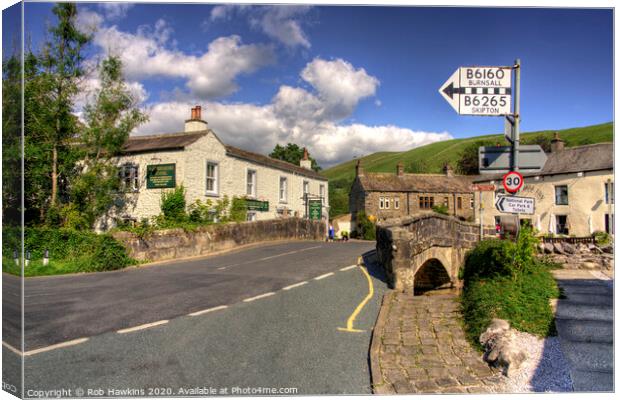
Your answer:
(476, 169), (613, 236)
(106, 132), (328, 227)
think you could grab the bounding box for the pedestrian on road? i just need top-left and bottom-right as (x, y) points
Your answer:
(328, 224), (335, 242)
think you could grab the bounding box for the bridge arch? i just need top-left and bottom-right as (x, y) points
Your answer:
(414, 257), (452, 295)
(376, 214), (496, 294)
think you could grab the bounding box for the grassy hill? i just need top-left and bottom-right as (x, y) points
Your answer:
(323, 122), (613, 217)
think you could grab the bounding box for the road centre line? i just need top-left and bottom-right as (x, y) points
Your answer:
(188, 305), (228, 316)
(282, 281), (308, 291)
(117, 320), (169, 334)
(314, 272), (335, 280)
(243, 292), (276, 302)
(217, 245), (323, 270)
(340, 265), (358, 271)
(3, 338), (91, 357)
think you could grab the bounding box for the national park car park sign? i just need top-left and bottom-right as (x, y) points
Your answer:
(147, 163), (176, 189)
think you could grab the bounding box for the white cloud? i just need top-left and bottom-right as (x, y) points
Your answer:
(301, 58), (379, 120)
(210, 5), (312, 49)
(209, 4), (251, 21)
(76, 8), (103, 35)
(251, 6), (312, 49)
(92, 23), (274, 99)
(137, 99), (450, 167)
(74, 9), (451, 168)
(99, 3), (133, 20)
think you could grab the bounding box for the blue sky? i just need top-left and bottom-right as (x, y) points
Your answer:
(6, 2), (615, 167)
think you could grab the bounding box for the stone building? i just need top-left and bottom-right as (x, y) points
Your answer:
(348, 161), (475, 227)
(474, 134), (613, 236)
(101, 106), (328, 229)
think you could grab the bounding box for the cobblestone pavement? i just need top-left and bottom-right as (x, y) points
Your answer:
(370, 291), (501, 394)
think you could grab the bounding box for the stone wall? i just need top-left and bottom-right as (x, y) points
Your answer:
(112, 218), (325, 262)
(376, 213), (496, 292)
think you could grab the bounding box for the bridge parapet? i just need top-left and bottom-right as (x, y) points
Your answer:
(376, 213), (496, 292)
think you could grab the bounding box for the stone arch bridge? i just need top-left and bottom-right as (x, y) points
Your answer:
(376, 214), (495, 294)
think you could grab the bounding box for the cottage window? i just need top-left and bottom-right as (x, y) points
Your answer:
(279, 177), (288, 203)
(444, 197), (449, 207)
(385, 197), (391, 209)
(246, 169), (257, 197)
(394, 197), (400, 209)
(419, 196), (434, 209)
(379, 197), (385, 209)
(121, 164), (139, 192)
(457, 197), (462, 209)
(246, 212), (257, 222)
(556, 215), (569, 235)
(605, 182), (614, 204)
(470, 198), (475, 209)
(206, 162), (218, 195)
(555, 185), (568, 205)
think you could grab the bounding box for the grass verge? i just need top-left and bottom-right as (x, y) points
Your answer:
(459, 229), (560, 348)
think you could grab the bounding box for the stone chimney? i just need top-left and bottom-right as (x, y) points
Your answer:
(396, 162), (404, 176)
(184, 105), (208, 132)
(355, 159), (365, 177)
(444, 163), (454, 177)
(299, 147), (312, 170)
(550, 132), (565, 153)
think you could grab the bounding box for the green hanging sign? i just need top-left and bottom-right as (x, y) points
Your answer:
(146, 163), (176, 189)
(308, 200), (322, 220)
(246, 199), (269, 212)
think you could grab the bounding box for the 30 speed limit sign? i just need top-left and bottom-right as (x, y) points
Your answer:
(502, 171), (524, 194)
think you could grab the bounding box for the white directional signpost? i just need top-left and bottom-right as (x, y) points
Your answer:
(439, 59), (536, 238)
(495, 195), (535, 215)
(439, 66), (512, 116)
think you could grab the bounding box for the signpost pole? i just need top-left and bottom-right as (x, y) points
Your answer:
(512, 59), (521, 173)
(512, 59), (521, 238)
(479, 191), (483, 241)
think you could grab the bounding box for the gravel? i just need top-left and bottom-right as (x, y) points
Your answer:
(493, 331), (573, 393)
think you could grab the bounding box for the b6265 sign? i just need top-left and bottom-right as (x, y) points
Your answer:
(459, 67), (512, 116)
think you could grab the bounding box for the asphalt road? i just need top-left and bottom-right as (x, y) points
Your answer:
(7, 240), (373, 351)
(5, 240), (387, 395)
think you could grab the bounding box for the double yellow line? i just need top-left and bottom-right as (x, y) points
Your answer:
(338, 257), (374, 333)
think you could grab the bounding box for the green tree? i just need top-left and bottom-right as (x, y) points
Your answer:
(523, 134), (552, 153)
(269, 143), (322, 172)
(456, 140), (493, 175)
(2, 53), (22, 226)
(24, 3), (90, 224)
(69, 56), (147, 228)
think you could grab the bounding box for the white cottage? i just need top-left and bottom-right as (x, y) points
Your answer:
(103, 106), (328, 228)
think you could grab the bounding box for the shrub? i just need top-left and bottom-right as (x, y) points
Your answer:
(594, 231), (612, 246)
(461, 264), (559, 345)
(460, 227), (559, 345)
(459, 239), (515, 282)
(160, 185), (187, 222)
(356, 211), (376, 240)
(229, 196), (247, 222)
(432, 204), (449, 215)
(2, 227), (135, 276)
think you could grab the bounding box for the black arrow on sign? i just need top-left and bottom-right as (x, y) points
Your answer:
(443, 82), (456, 99)
(495, 196), (506, 212)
